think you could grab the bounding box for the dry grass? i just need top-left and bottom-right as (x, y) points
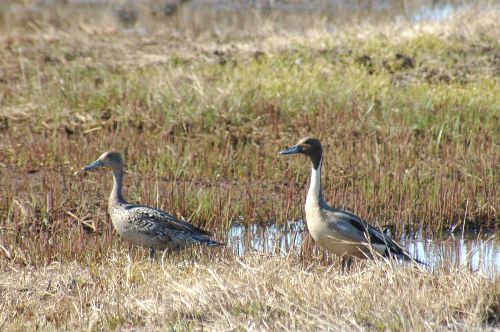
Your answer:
(1, 252), (498, 331)
(0, 2), (499, 330)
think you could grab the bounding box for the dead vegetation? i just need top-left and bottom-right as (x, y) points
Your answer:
(1, 252), (499, 330)
(0, 1), (499, 330)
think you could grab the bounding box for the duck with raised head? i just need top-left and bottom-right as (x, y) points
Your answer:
(279, 137), (421, 266)
(83, 151), (222, 258)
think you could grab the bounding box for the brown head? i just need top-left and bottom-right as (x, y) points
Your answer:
(279, 137), (323, 169)
(83, 151), (123, 172)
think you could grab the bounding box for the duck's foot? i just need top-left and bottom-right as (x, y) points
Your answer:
(341, 256), (352, 273)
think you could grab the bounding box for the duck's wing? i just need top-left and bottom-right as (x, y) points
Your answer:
(124, 204), (221, 246)
(325, 209), (413, 261)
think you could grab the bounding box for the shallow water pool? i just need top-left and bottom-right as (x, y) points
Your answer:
(227, 221), (500, 276)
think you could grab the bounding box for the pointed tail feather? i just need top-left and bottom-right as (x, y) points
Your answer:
(387, 247), (427, 266)
(403, 253), (427, 266)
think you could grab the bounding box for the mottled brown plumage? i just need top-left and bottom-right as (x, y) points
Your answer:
(83, 152), (222, 257)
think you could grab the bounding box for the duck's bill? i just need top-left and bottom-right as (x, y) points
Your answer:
(279, 145), (302, 155)
(83, 159), (104, 171)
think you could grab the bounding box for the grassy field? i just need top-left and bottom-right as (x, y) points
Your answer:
(0, 1), (499, 330)
(1, 251), (499, 330)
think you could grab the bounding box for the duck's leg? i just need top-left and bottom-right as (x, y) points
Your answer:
(149, 247), (156, 260)
(341, 256), (352, 273)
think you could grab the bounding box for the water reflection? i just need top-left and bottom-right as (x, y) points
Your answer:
(228, 220), (500, 276)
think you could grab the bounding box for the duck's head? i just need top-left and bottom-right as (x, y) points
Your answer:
(83, 151), (123, 172)
(279, 137), (323, 169)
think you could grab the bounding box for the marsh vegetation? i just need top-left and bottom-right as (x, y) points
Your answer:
(0, 0), (499, 330)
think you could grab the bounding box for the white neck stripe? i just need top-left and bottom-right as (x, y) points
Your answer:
(306, 158), (322, 207)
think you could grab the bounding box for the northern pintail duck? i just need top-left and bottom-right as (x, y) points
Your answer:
(280, 137), (420, 264)
(83, 151), (222, 257)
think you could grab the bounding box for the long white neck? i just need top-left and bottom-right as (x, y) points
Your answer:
(305, 158), (325, 209)
(109, 167), (126, 206)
